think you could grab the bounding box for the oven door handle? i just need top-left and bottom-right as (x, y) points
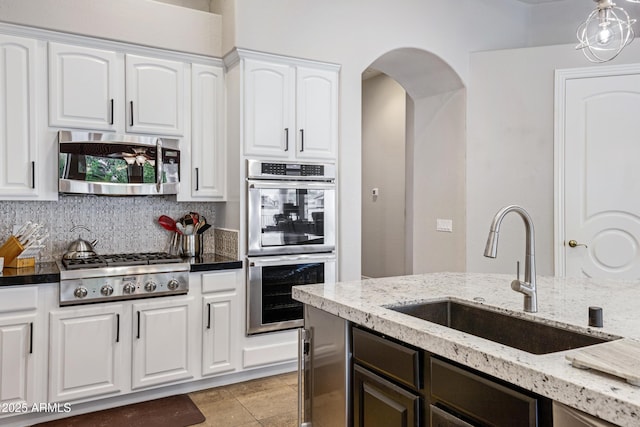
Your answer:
(248, 253), (336, 267)
(248, 180), (334, 191)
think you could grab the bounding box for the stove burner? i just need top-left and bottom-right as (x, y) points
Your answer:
(62, 252), (182, 270)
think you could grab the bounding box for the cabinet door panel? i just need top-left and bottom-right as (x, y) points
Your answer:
(125, 54), (185, 136)
(49, 306), (125, 402)
(131, 299), (193, 389)
(189, 63), (225, 200)
(244, 59), (294, 157)
(0, 34), (37, 196)
(296, 66), (338, 159)
(202, 292), (238, 375)
(0, 315), (35, 405)
(48, 43), (119, 130)
(353, 364), (420, 427)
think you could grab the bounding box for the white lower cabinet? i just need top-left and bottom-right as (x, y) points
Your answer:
(49, 295), (196, 402)
(200, 271), (241, 376)
(131, 298), (195, 389)
(0, 313), (37, 405)
(0, 285), (43, 409)
(48, 305), (126, 402)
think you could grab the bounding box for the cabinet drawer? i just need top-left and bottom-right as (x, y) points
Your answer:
(430, 405), (474, 427)
(0, 286), (37, 313)
(430, 358), (538, 427)
(352, 327), (421, 390)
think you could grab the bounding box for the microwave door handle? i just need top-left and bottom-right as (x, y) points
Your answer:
(156, 139), (163, 193)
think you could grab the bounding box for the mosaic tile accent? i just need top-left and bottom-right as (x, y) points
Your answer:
(214, 227), (239, 259)
(0, 195), (220, 262)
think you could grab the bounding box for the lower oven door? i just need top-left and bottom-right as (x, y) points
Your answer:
(247, 253), (336, 335)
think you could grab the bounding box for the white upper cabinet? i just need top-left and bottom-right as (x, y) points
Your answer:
(48, 44), (186, 136)
(296, 66), (339, 160)
(125, 54), (186, 136)
(243, 58), (295, 158)
(243, 54), (339, 160)
(183, 63), (226, 200)
(0, 34), (39, 198)
(48, 42), (120, 131)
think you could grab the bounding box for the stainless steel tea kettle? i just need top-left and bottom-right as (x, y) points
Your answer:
(63, 225), (98, 260)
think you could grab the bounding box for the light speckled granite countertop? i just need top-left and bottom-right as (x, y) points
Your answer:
(292, 272), (640, 426)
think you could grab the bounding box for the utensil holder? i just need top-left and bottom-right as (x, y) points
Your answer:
(181, 234), (203, 258)
(0, 236), (24, 267)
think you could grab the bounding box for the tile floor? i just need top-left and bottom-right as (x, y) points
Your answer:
(189, 372), (298, 427)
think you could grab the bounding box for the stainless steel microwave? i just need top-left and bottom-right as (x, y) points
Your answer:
(58, 131), (180, 196)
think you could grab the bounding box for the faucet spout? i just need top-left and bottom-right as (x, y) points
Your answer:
(483, 205), (537, 312)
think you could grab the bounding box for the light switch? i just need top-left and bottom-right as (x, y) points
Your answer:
(372, 188), (379, 196)
(436, 219), (453, 232)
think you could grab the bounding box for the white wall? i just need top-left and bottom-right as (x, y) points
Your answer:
(361, 74), (406, 278)
(466, 41), (640, 277)
(0, 0), (222, 56)
(230, 0), (530, 281)
(411, 89), (467, 273)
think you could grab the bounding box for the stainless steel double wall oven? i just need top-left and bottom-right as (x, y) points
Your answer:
(246, 160), (336, 334)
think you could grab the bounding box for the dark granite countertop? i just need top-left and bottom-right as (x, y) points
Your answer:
(0, 254), (242, 286)
(0, 262), (60, 286)
(185, 253), (243, 272)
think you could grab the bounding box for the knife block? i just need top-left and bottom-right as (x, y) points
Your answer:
(0, 235), (35, 268)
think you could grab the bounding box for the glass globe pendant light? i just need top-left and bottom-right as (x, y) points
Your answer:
(576, 0), (636, 63)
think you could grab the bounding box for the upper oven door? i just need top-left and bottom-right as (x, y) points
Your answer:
(248, 180), (335, 256)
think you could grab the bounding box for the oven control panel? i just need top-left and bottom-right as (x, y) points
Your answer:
(60, 271), (189, 306)
(247, 159), (335, 181)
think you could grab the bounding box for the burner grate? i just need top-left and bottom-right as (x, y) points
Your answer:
(61, 252), (182, 270)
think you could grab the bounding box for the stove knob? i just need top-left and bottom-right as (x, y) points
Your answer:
(74, 287), (88, 299)
(100, 285), (114, 296)
(144, 281), (157, 292)
(167, 279), (180, 290)
(123, 283), (137, 294)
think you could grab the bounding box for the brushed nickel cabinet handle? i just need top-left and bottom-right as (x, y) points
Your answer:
(284, 128), (289, 151)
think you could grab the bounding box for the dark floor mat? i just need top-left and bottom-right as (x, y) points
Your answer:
(32, 394), (205, 427)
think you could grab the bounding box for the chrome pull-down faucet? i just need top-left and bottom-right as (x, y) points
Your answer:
(483, 205), (537, 313)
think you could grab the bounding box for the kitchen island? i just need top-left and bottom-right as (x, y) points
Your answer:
(292, 272), (640, 426)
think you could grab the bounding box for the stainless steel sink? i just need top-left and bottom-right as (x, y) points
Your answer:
(388, 300), (619, 354)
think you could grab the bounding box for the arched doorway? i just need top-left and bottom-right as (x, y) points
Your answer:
(361, 48), (466, 278)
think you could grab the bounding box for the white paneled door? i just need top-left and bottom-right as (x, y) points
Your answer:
(558, 68), (640, 279)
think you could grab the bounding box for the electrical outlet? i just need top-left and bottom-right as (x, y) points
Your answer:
(436, 219), (453, 232)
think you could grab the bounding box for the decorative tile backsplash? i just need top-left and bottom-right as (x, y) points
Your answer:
(0, 195), (236, 262)
(214, 228), (239, 259)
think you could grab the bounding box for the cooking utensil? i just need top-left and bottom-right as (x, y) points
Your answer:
(197, 223), (212, 234)
(158, 215), (179, 233)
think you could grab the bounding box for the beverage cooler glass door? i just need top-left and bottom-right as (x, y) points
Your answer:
(248, 180), (335, 255)
(247, 253), (336, 335)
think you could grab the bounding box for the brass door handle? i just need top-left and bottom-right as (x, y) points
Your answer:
(568, 240), (588, 248)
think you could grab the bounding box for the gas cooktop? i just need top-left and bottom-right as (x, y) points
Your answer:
(58, 252), (190, 306)
(61, 252), (183, 270)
